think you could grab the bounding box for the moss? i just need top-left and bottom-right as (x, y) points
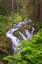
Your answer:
(14, 31), (23, 40)
(14, 23), (34, 41)
(0, 35), (11, 52)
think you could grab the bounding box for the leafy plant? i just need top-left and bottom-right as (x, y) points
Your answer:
(0, 13), (23, 35)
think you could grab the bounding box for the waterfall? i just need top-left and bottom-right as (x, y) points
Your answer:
(6, 19), (34, 54)
(19, 31), (27, 40)
(25, 29), (32, 39)
(31, 27), (35, 35)
(25, 27), (35, 39)
(6, 30), (20, 53)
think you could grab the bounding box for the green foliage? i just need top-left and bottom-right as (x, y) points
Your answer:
(0, 14), (23, 35)
(0, 53), (6, 61)
(0, 15), (7, 35)
(3, 29), (42, 64)
(20, 0), (35, 20)
(12, 13), (23, 23)
(21, 31), (42, 64)
(34, 21), (42, 33)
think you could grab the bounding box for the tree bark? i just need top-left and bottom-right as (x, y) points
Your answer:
(12, 0), (17, 13)
(40, 0), (42, 22)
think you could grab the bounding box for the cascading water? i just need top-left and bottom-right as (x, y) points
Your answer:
(25, 29), (32, 39)
(25, 27), (35, 39)
(19, 31), (27, 40)
(6, 30), (20, 53)
(6, 19), (35, 54)
(31, 27), (35, 35)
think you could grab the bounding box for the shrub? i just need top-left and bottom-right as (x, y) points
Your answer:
(0, 13), (23, 35)
(12, 13), (23, 23)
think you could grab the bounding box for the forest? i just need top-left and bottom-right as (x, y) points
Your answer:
(0, 0), (42, 64)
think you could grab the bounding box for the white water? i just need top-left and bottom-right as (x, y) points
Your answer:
(25, 27), (35, 39)
(6, 30), (20, 52)
(6, 19), (35, 53)
(19, 31), (27, 40)
(31, 27), (35, 35)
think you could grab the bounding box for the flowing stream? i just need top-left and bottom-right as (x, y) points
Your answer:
(6, 19), (35, 53)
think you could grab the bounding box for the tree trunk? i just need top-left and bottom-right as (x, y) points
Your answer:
(12, 0), (17, 13)
(40, 0), (42, 22)
(35, 0), (42, 22)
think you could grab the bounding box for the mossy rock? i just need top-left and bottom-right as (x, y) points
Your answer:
(0, 35), (11, 53)
(14, 31), (23, 40)
(14, 22), (34, 40)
